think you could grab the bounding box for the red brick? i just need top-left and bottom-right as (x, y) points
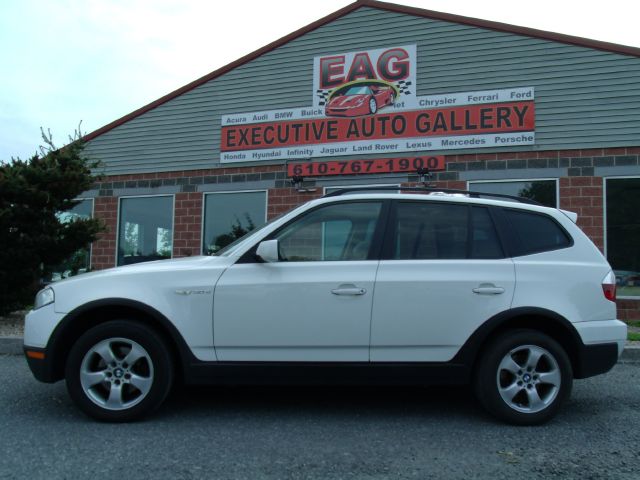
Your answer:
(579, 149), (603, 157)
(604, 148), (627, 155)
(570, 177), (592, 187)
(581, 186), (602, 197)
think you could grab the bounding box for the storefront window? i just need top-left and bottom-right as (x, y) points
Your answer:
(606, 177), (640, 298)
(203, 191), (267, 255)
(51, 199), (93, 281)
(117, 196), (173, 266)
(468, 180), (557, 207)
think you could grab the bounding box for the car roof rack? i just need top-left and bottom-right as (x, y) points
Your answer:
(322, 186), (543, 205)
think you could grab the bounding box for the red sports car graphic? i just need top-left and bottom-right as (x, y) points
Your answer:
(325, 80), (398, 117)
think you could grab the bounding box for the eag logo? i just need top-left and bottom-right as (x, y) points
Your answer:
(313, 45), (417, 116)
(319, 47), (411, 89)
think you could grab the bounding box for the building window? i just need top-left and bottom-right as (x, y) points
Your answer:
(51, 199), (94, 281)
(468, 180), (558, 207)
(117, 196), (173, 266)
(203, 191), (267, 255)
(606, 177), (640, 298)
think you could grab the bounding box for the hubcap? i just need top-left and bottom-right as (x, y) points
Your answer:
(80, 338), (154, 411)
(496, 344), (561, 414)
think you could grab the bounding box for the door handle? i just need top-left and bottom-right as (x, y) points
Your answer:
(472, 284), (505, 295)
(331, 284), (366, 296)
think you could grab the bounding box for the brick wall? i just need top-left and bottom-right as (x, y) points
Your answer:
(559, 176), (604, 251)
(174, 192), (203, 257)
(87, 147), (639, 321)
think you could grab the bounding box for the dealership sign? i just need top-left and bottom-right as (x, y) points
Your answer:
(220, 45), (535, 163)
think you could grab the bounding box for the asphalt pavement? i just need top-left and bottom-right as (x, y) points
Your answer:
(0, 355), (638, 479)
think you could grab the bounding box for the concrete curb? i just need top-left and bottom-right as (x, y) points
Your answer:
(2, 336), (640, 362)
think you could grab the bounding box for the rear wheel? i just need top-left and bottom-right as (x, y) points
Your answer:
(65, 320), (174, 422)
(368, 97), (378, 114)
(474, 329), (572, 425)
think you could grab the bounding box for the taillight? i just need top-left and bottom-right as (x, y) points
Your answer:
(602, 271), (617, 302)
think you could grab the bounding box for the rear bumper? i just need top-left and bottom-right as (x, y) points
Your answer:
(573, 319), (627, 379)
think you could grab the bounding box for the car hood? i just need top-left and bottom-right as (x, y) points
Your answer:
(329, 95), (367, 107)
(49, 255), (228, 288)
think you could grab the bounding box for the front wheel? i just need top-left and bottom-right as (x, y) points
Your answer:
(474, 329), (572, 425)
(65, 320), (174, 422)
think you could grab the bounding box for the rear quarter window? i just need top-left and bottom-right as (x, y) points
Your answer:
(503, 209), (572, 256)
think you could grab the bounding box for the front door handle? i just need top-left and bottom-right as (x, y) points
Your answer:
(473, 284), (505, 295)
(331, 284), (367, 296)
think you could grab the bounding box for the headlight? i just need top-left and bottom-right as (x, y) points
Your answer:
(34, 287), (55, 309)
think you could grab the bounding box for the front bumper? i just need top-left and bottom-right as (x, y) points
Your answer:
(23, 304), (67, 383)
(24, 346), (57, 383)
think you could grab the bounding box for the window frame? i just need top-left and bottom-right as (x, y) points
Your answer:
(115, 194), (175, 267)
(201, 189), (268, 255)
(467, 178), (560, 208)
(603, 175), (640, 300)
(52, 197), (95, 277)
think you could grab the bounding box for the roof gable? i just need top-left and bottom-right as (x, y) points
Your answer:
(84, 0), (640, 143)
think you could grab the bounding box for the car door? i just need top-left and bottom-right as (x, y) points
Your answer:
(213, 200), (386, 362)
(370, 200), (515, 362)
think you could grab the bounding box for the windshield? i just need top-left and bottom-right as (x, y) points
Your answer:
(342, 86), (372, 96)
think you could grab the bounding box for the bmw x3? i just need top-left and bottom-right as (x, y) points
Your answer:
(24, 187), (627, 424)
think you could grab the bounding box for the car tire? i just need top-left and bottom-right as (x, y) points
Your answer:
(473, 329), (572, 425)
(65, 320), (174, 422)
(369, 97), (378, 114)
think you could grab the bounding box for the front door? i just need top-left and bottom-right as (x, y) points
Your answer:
(214, 201), (385, 362)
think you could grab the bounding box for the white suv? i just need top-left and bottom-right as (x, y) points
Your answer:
(24, 187), (627, 424)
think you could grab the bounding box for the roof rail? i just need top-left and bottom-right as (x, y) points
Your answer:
(322, 186), (543, 205)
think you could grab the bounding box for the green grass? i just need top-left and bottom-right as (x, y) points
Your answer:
(628, 321), (640, 328)
(629, 332), (640, 342)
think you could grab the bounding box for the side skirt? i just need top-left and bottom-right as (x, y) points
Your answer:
(183, 362), (470, 386)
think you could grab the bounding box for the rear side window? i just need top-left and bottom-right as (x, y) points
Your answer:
(392, 202), (504, 260)
(503, 209), (571, 256)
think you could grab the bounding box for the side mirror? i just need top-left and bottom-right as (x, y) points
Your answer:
(256, 239), (279, 263)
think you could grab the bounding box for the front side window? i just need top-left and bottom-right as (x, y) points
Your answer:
(274, 202), (382, 262)
(203, 191), (267, 255)
(393, 202), (503, 260)
(117, 196), (173, 266)
(51, 199), (93, 281)
(469, 180), (557, 207)
(606, 177), (640, 298)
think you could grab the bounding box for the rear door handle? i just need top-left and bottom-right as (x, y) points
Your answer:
(331, 284), (366, 296)
(472, 284), (505, 295)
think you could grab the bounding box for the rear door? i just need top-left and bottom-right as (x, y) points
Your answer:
(370, 200), (515, 362)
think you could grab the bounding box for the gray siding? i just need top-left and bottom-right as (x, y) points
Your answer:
(86, 7), (640, 175)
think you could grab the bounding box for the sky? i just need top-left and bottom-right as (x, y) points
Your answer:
(1, 0), (639, 162)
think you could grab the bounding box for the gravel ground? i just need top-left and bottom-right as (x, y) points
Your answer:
(0, 355), (638, 479)
(0, 311), (27, 337)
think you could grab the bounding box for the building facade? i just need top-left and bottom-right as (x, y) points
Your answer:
(75, 1), (640, 320)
